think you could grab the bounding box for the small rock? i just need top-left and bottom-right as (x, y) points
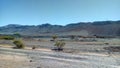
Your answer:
(29, 60), (33, 62)
(37, 67), (41, 68)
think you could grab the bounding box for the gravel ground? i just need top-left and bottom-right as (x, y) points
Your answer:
(0, 47), (120, 68)
(0, 39), (120, 68)
(22, 40), (120, 54)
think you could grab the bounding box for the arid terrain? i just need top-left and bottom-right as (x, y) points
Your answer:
(1, 0), (120, 68)
(0, 38), (120, 68)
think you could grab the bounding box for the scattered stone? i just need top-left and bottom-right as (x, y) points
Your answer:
(30, 60), (33, 62)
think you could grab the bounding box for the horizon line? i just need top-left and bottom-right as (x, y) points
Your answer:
(0, 20), (120, 27)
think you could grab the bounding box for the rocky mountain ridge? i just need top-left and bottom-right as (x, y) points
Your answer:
(0, 20), (120, 36)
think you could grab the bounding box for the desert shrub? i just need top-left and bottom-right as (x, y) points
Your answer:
(53, 41), (66, 51)
(70, 35), (75, 40)
(104, 46), (120, 52)
(52, 35), (58, 41)
(0, 36), (14, 40)
(104, 43), (109, 45)
(32, 45), (36, 49)
(13, 40), (25, 49)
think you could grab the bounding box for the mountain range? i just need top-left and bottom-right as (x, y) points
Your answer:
(0, 20), (120, 36)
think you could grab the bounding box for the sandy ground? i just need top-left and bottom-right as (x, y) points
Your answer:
(0, 53), (30, 68)
(0, 47), (120, 68)
(0, 39), (120, 68)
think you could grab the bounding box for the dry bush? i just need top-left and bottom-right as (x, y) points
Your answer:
(13, 40), (25, 49)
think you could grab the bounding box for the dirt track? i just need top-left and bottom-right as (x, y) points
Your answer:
(0, 47), (120, 68)
(0, 39), (120, 68)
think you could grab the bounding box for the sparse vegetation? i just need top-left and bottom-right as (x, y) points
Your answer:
(53, 41), (66, 51)
(104, 42), (109, 45)
(70, 35), (75, 40)
(52, 35), (58, 41)
(32, 45), (36, 49)
(0, 36), (14, 40)
(104, 46), (120, 52)
(13, 33), (21, 39)
(13, 40), (25, 49)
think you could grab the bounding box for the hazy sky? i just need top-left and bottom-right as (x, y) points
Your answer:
(0, 0), (120, 26)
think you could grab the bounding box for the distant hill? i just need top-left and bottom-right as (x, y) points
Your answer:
(0, 20), (120, 36)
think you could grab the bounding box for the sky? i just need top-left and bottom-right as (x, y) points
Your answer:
(0, 0), (120, 26)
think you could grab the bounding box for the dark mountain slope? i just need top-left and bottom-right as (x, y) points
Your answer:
(0, 21), (120, 36)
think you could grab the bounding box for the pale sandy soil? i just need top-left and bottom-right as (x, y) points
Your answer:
(0, 47), (120, 68)
(0, 54), (30, 68)
(0, 39), (120, 68)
